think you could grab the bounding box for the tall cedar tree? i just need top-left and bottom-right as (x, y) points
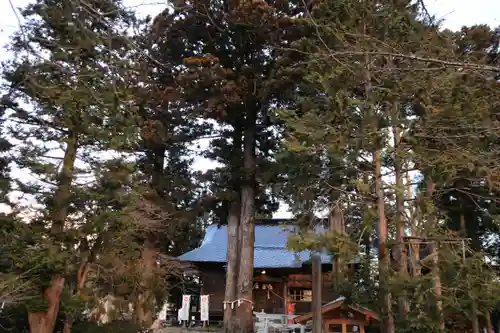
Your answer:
(127, 23), (206, 326)
(149, 1), (305, 331)
(1, 1), (138, 332)
(138, 21), (205, 256)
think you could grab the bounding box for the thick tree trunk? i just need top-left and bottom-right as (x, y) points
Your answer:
(235, 113), (256, 333)
(362, 174), (372, 292)
(471, 299), (480, 333)
(363, 233), (372, 291)
(30, 132), (78, 333)
(50, 130), (78, 235)
(132, 144), (165, 328)
(224, 200), (241, 332)
(408, 172), (421, 278)
(150, 145), (165, 190)
(425, 182), (444, 331)
(135, 294), (154, 327)
(329, 200), (345, 291)
(459, 213), (480, 333)
(486, 312), (493, 333)
(374, 149), (395, 333)
(235, 185), (255, 333)
(134, 238), (156, 328)
(429, 241), (443, 330)
(28, 275), (65, 333)
(224, 123), (242, 332)
(363, 51), (394, 333)
(392, 119), (409, 314)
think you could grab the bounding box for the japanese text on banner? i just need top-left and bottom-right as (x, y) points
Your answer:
(200, 295), (209, 322)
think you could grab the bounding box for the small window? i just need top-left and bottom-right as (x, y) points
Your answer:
(288, 288), (312, 302)
(303, 290), (312, 301)
(329, 324), (342, 332)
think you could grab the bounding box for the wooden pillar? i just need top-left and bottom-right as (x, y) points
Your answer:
(342, 323), (347, 333)
(312, 254), (322, 333)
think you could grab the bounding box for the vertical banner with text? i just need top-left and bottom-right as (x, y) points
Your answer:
(200, 295), (209, 322)
(179, 295), (191, 321)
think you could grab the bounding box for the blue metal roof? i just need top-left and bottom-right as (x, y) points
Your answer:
(176, 223), (333, 268)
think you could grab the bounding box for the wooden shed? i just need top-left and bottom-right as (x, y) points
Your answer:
(293, 297), (379, 333)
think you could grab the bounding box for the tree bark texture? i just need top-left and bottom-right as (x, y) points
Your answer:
(132, 141), (165, 329)
(30, 133), (78, 333)
(392, 118), (409, 314)
(28, 275), (65, 333)
(329, 200), (345, 291)
(364, 51), (394, 333)
(134, 238), (156, 328)
(224, 200), (241, 332)
(459, 212), (480, 333)
(235, 112), (256, 333)
(486, 312), (493, 333)
(50, 130), (78, 235)
(409, 171), (421, 278)
(471, 298), (480, 333)
(425, 181), (444, 331)
(362, 174), (373, 292)
(374, 149), (395, 333)
(224, 124), (243, 333)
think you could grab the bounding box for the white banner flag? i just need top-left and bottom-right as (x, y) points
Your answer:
(179, 295), (190, 321)
(200, 295), (209, 322)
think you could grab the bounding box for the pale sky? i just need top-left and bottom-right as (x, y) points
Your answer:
(0, 0), (498, 219)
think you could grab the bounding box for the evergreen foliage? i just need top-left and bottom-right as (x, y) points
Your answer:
(1, 1), (500, 333)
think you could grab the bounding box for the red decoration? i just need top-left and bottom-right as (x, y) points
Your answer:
(287, 303), (295, 324)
